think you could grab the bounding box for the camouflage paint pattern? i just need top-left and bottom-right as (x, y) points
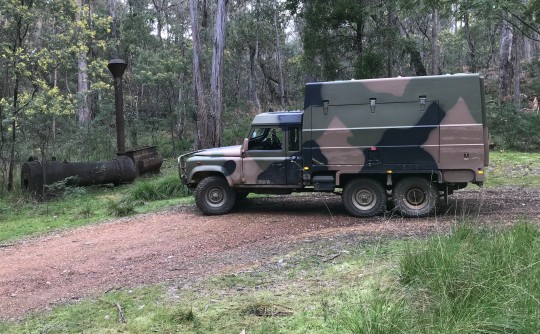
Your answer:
(179, 74), (488, 189)
(303, 74), (487, 184)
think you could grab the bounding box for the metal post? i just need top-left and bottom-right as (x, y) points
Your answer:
(107, 59), (128, 155)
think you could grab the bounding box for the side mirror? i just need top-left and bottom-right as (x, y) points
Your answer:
(241, 138), (249, 154)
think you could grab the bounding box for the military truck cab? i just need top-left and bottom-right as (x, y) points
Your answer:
(179, 74), (489, 217)
(240, 111), (304, 188)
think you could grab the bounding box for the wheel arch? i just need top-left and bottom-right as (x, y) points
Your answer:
(188, 166), (233, 187)
(338, 172), (387, 188)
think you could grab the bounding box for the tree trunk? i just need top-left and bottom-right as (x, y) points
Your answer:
(513, 34), (522, 111)
(499, 18), (513, 101)
(77, 53), (90, 125)
(387, 6), (395, 77)
(249, 43), (262, 112)
(202, 0), (209, 28)
(430, 7), (440, 75)
(259, 59), (279, 105)
(189, 0), (209, 149)
(76, 0), (91, 125)
(209, 0), (228, 148)
(108, 0), (119, 56)
(273, 0), (285, 107)
(464, 13), (477, 73)
(7, 74), (19, 192)
(248, 0), (261, 112)
(152, 0), (163, 43)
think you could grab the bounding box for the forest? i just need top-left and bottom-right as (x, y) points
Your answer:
(2, 0), (540, 195)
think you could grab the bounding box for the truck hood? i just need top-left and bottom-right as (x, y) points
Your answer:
(194, 145), (242, 157)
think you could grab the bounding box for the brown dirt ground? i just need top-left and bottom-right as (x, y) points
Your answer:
(1, 186), (539, 321)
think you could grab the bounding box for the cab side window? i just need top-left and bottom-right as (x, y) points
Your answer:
(248, 127), (283, 150)
(288, 127), (300, 152)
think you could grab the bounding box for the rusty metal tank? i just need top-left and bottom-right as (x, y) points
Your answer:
(122, 146), (163, 175)
(21, 156), (137, 198)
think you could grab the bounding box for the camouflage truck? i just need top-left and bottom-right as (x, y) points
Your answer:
(179, 74), (489, 217)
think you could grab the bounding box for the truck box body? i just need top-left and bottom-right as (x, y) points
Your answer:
(179, 74), (489, 217)
(302, 74), (488, 184)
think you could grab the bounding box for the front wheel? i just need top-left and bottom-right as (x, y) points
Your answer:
(393, 177), (438, 217)
(195, 176), (237, 215)
(342, 178), (387, 217)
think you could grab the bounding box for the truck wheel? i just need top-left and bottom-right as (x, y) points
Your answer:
(393, 177), (437, 217)
(195, 176), (237, 215)
(342, 179), (386, 217)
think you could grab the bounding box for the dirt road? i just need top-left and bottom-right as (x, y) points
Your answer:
(1, 187), (539, 320)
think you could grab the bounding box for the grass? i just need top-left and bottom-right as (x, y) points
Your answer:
(485, 150), (540, 187)
(397, 222), (540, 333)
(3, 222), (540, 333)
(0, 160), (192, 243)
(128, 174), (191, 201)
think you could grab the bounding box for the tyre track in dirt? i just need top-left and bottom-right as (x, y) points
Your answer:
(1, 187), (539, 320)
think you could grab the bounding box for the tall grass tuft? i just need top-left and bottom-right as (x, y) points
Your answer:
(128, 175), (191, 201)
(106, 199), (136, 217)
(331, 292), (412, 334)
(400, 222), (540, 333)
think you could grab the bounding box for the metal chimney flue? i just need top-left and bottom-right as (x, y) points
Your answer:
(108, 59), (128, 155)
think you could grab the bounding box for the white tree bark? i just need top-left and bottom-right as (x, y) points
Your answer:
(190, 0), (209, 149)
(273, 0), (285, 107)
(209, 0), (228, 147)
(499, 18), (513, 100)
(77, 0), (90, 125)
(430, 7), (440, 75)
(514, 34), (522, 110)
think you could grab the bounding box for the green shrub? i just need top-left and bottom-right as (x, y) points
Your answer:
(488, 103), (540, 150)
(128, 175), (191, 201)
(44, 177), (87, 199)
(106, 199), (136, 217)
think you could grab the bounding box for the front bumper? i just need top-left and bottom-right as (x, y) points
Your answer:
(178, 150), (202, 185)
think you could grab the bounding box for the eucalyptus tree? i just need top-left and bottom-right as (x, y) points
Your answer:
(209, 0), (229, 147)
(189, 0), (230, 149)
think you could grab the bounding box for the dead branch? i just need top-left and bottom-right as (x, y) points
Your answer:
(116, 302), (126, 324)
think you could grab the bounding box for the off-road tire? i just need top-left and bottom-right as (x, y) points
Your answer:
(342, 178), (387, 217)
(393, 177), (438, 217)
(195, 176), (237, 215)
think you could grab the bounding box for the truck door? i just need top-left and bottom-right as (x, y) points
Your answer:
(285, 126), (303, 185)
(242, 127), (287, 185)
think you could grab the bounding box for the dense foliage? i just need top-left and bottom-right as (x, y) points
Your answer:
(2, 0), (540, 195)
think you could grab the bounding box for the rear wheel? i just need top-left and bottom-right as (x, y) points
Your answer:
(195, 176), (236, 215)
(393, 177), (438, 217)
(342, 178), (386, 217)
